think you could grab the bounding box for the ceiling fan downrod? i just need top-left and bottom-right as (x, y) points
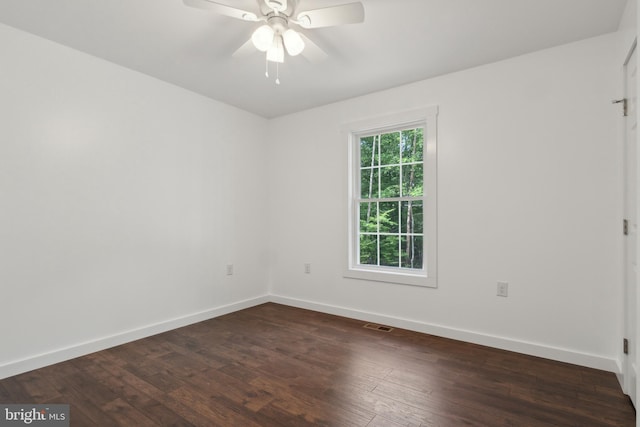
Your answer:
(265, 0), (287, 13)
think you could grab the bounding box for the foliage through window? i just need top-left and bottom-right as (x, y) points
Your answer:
(358, 128), (424, 269)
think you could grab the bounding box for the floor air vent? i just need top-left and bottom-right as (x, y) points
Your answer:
(364, 323), (394, 332)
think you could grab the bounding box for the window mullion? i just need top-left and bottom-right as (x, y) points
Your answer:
(376, 200), (381, 266)
(377, 134), (381, 200)
(399, 130), (403, 198)
(356, 197), (423, 203)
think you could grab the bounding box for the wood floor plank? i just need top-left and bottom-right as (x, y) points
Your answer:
(0, 303), (634, 426)
(134, 398), (197, 427)
(365, 415), (407, 427)
(101, 398), (157, 427)
(13, 371), (62, 402)
(0, 377), (33, 402)
(168, 385), (267, 427)
(250, 372), (375, 426)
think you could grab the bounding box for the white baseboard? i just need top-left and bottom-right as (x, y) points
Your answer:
(1, 293), (621, 380)
(270, 294), (620, 374)
(0, 295), (269, 380)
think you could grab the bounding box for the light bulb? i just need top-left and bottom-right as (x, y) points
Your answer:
(251, 25), (275, 52)
(282, 29), (304, 56)
(266, 36), (284, 63)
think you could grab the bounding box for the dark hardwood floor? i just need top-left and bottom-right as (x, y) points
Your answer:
(0, 303), (635, 426)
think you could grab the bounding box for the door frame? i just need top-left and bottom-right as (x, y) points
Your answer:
(621, 38), (638, 407)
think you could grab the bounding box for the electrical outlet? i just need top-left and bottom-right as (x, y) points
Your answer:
(497, 281), (508, 297)
(304, 263), (311, 274)
(226, 264), (234, 276)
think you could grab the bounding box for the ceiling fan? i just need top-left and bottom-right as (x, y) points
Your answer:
(183, 0), (365, 83)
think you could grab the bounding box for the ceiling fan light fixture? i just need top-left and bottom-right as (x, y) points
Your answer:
(182, 0), (366, 83)
(266, 35), (285, 63)
(282, 29), (304, 56)
(251, 25), (275, 52)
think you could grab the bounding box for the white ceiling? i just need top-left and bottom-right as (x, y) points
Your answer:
(0, 0), (628, 118)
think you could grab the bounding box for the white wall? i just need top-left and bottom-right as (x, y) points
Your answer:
(268, 32), (623, 371)
(0, 17), (630, 379)
(0, 23), (269, 378)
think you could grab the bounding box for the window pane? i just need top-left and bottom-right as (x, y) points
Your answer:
(401, 201), (423, 234)
(379, 235), (399, 267)
(402, 163), (423, 197)
(380, 166), (400, 198)
(380, 132), (400, 165)
(360, 136), (378, 168)
(401, 128), (424, 163)
(360, 167), (379, 199)
(401, 236), (423, 269)
(379, 202), (399, 233)
(359, 234), (378, 265)
(359, 202), (378, 233)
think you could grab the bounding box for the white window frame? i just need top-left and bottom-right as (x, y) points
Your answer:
(343, 106), (438, 288)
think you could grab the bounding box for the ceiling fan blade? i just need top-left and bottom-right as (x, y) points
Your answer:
(296, 2), (364, 29)
(183, 0), (259, 21)
(298, 33), (328, 63)
(232, 38), (257, 59)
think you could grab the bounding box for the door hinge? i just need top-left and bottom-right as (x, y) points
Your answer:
(612, 98), (628, 117)
(624, 338), (629, 355)
(624, 219), (629, 236)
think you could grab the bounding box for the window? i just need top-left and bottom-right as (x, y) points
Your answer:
(344, 107), (437, 287)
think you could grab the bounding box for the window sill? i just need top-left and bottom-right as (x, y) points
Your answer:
(344, 267), (437, 288)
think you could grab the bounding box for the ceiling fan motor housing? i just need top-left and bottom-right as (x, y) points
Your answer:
(268, 14), (288, 33)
